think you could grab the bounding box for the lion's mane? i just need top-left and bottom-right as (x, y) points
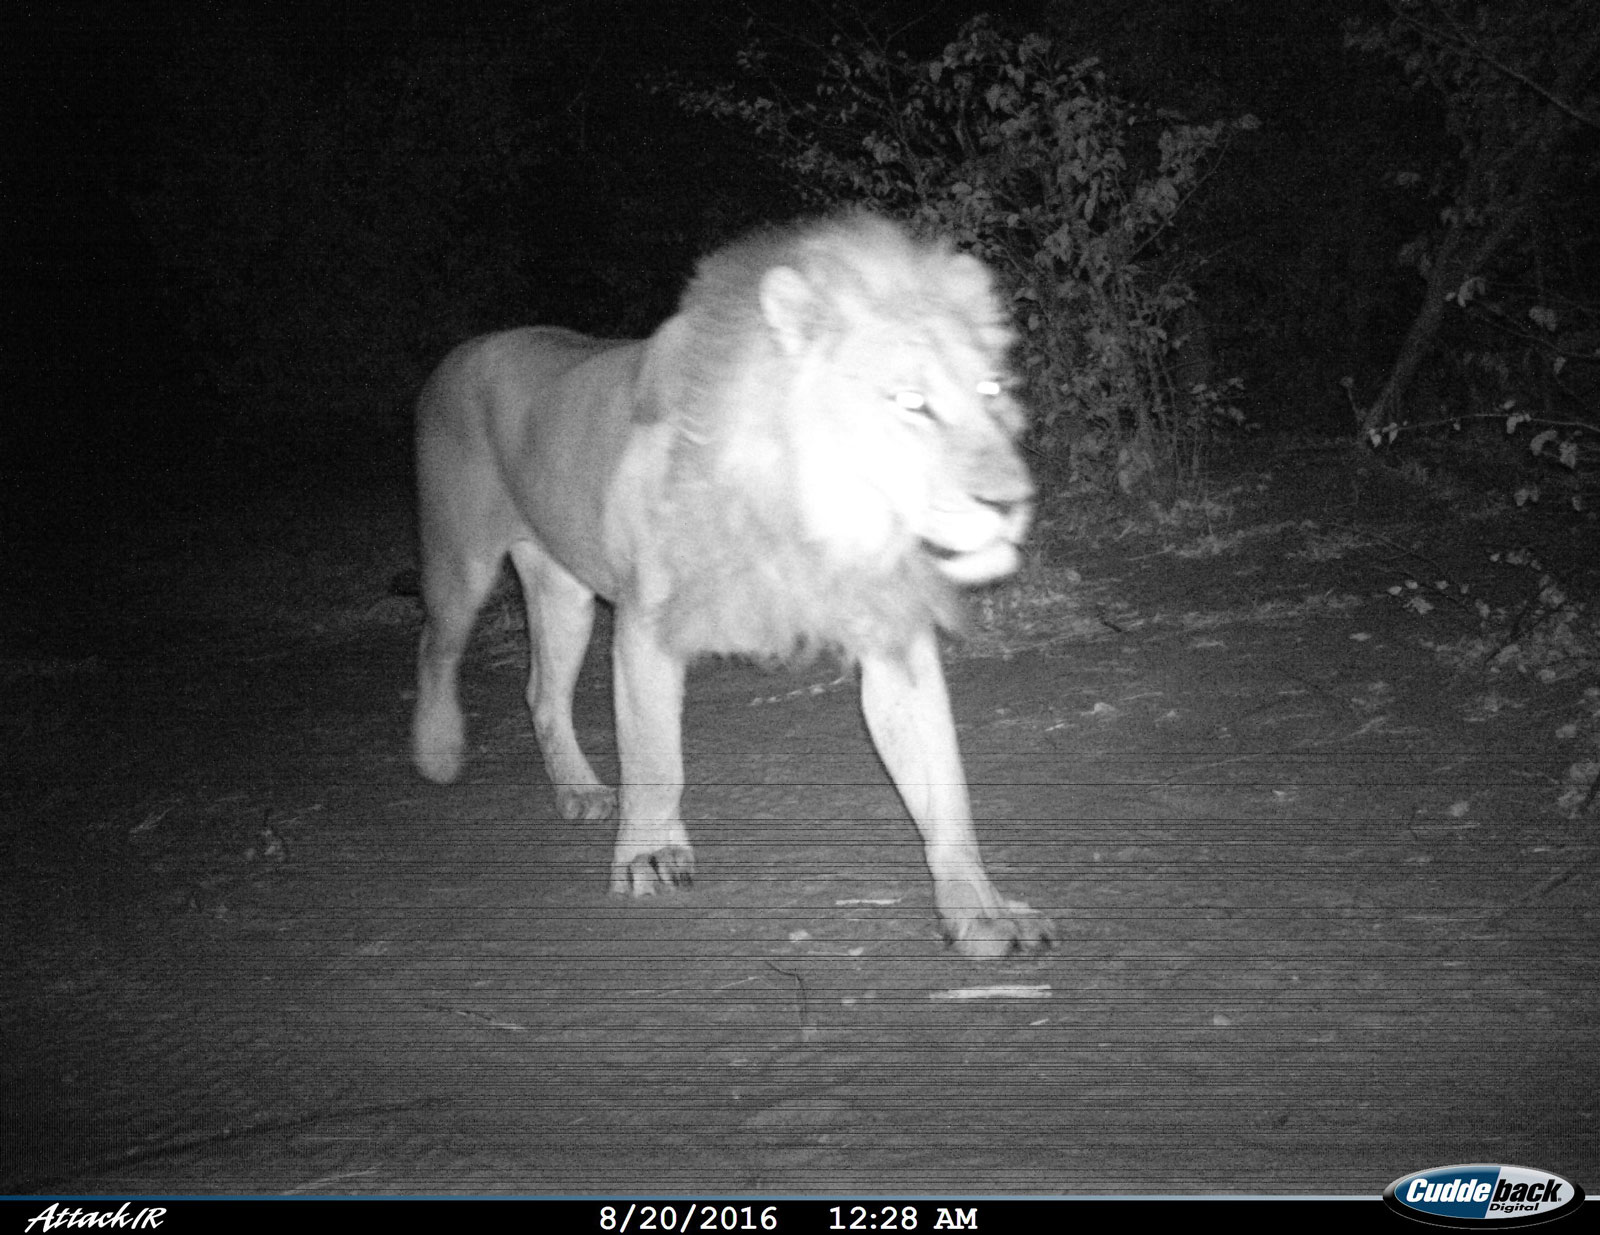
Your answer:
(633, 214), (1015, 664)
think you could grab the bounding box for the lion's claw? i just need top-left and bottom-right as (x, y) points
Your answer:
(611, 845), (695, 896)
(556, 784), (618, 822)
(942, 907), (1056, 959)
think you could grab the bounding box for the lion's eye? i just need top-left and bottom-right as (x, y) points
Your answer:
(976, 379), (1002, 398)
(893, 390), (930, 416)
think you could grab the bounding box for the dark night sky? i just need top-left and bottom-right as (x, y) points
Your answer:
(13, 0), (1568, 488)
(9, 1), (1027, 199)
(5, 2), (1033, 451)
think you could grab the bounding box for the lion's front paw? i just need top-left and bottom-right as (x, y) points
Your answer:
(610, 845), (696, 897)
(555, 784), (618, 822)
(940, 898), (1056, 959)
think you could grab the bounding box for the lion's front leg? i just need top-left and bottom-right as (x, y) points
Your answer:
(608, 609), (695, 896)
(859, 630), (1054, 958)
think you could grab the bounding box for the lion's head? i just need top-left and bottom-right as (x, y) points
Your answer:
(637, 213), (1033, 662)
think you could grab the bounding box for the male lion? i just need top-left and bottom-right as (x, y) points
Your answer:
(412, 213), (1053, 957)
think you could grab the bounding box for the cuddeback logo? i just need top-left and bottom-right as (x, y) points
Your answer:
(1384, 1164), (1586, 1228)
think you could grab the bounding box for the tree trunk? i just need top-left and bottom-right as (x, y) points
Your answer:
(1358, 38), (1581, 439)
(1361, 249), (1458, 436)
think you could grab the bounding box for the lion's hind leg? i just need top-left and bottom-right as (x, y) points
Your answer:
(413, 554), (500, 784)
(859, 631), (1056, 958)
(508, 540), (618, 822)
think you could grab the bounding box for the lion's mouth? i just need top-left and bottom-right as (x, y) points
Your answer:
(922, 539), (1021, 585)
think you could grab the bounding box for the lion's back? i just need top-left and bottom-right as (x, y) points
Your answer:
(417, 327), (622, 425)
(415, 326), (653, 597)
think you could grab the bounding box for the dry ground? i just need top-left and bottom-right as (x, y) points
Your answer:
(2, 445), (1595, 1195)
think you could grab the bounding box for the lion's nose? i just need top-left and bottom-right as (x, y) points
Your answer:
(980, 493), (1031, 516)
(977, 492), (1033, 535)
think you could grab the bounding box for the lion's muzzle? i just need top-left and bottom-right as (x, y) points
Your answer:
(921, 494), (1031, 585)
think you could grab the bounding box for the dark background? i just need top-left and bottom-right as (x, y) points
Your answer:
(4, 0), (1592, 496)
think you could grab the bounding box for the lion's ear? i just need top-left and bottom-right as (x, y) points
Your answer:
(758, 266), (822, 356)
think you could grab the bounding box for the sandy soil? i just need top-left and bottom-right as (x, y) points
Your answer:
(3, 454), (1594, 1195)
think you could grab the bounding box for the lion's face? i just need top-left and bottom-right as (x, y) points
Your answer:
(755, 239), (1033, 590)
(780, 319), (1033, 587)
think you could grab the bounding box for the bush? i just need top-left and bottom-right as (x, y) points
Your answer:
(1347, 0), (1600, 495)
(673, 15), (1256, 489)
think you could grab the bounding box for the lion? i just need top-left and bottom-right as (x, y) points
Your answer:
(411, 213), (1054, 957)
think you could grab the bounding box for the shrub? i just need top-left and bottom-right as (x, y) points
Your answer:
(673, 16), (1256, 488)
